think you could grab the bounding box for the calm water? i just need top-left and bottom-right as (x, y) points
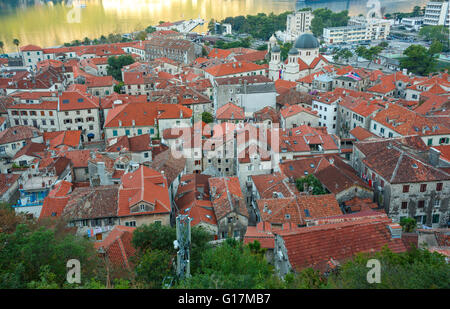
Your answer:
(0, 0), (427, 53)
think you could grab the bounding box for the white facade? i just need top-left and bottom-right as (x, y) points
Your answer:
(311, 99), (339, 134)
(286, 10), (313, 41)
(401, 17), (424, 31)
(423, 1), (450, 26)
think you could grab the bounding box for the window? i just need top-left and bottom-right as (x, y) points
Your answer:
(403, 185), (409, 193)
(113, 130), (118, 137)
(434, 199), (440, 208)
(401, 202), (408, 209)
(432, 214), (440, 224)
(436, 183), (443, 191)
(125, 129), (130, 136)
(420, 184), (427, 192)
(125, 221), (136, 227)
(144, 152), (149, 158)
(137, 129), (142, 135)
(418, 200), (425, 208)
(427, 138), (433, 146)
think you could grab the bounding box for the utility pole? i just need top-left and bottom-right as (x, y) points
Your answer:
(174, 214), (192, 280)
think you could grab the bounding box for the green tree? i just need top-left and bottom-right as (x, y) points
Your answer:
(208, 19), (216, 34)
(135, 31), (147, 41)
(310, 8), (349, 37)
(400, 217), (417, 233)
(0, 224), (102, 288)
(135, 249), (174, 288)
(378, 41), (389, 48)
(327, 246), (450, 288)
(429, 40), (444, 55)
(114, 81), (124, 94)
(412, 6), (422, 17)
(176, 239), (273, 289)
(0, 41), (4, 54)
(400, 44), (438, 76)
(284, 268), (327, 289)
(145, 26), (156, 33)
(295, 174), (328, 195)
(106, 55), (135, 81)
(12, 38), (20, 53)
(82, 37), (91, 45)
(0, 202), (25, 234)
(201, 111), (214, 124)
(419, 25), (450, 52)
(280, 41), (293, 61)
(132, 222), (212, 276)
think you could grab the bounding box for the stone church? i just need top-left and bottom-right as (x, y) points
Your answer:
(268, 33), (329, 82)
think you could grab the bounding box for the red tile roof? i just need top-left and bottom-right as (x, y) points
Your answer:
(281, 104), (317, 119)
(104, 102), (192, 128)
(12, 142), (46, 160)
(118, 166), (171, 217)
(208, 176), (247, 220)
(244, 222), (276, 249)
(208, 48), (233, 59)
(39, 196), (69, 220)
(48, 180), (73, 198)
(349, 126), (378, 141)
(355, 137), (450, 183)
(274, 79), (297, 94)
(0, 173), (20, 197)
(372, 104), (450, 137)
(216, 102), (245, 120)
(205, 61), (265, 77)
(0, 126), (41, 145)
(94, 225), (136, 270)
(276, 216), (407, 272)
(43, 130), (81, 149)
(58, 91), (100, 111)
(234, 50), (267, 63)
(432, 145), (450, 163)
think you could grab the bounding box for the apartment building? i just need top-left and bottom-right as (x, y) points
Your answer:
(8, 91), (102, 142)
(323, 17), (391, 44)
(286, 10), (314, 41)
(144, 37), (198, 64)
(348, 17), (391, 40)
(423, 1), (450, 26)
(352, 136), (450, 228)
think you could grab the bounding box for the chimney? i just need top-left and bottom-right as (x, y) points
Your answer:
(429, 147), (441, 167)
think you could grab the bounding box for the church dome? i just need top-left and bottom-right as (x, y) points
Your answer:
(288, 47), (299, 55)
(294, 33), (320, 49)
(271, 45), (281, 53)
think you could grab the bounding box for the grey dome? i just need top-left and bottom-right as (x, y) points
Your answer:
(288, 47), (299, 55)
(294, 33), (320, 49)
(271, 45), (281, 53)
